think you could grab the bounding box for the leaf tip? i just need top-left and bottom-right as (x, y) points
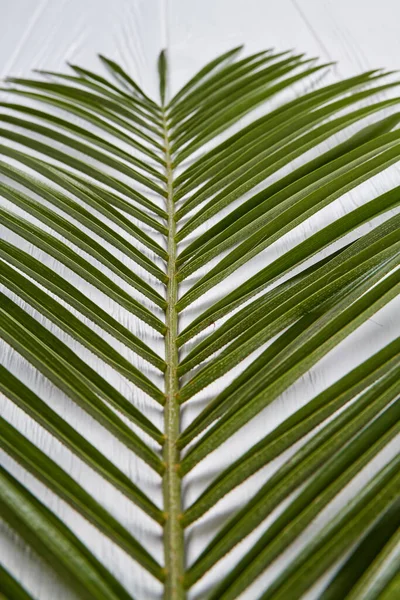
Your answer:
(158, 49), (168, 106)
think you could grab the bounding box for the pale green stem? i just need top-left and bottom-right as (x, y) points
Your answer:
(162, 108), (185, 599)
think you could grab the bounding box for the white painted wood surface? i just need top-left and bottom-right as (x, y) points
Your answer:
(0, 1), (399, 598)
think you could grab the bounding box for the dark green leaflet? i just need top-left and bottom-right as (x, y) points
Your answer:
(173, 62), (332, 163)
(0, 147), (167, 256)
(181, 339), (400, 525)
(5, 77), (163, 146)
(158, 50), (168, 106)
(169, 49), (274, 118)
(0, 241), (165, 371)
(174, 82), (399, 209)
(98, 54), (159, 108)
(342, 525), (400, 600)
(0, 159), (166, 281)
(174, 69), (383, 187)
(0, 419), (164, 579)
(212, 441), (400, 600)
(0, 294), (165, 471)
(0, 101), (163, 176)
(0, 182), (166, 307)
(1, 86), (164, 163)
(178, 187), (400, 345)
(67, 61), (152, 103)
(171, 53), (307, 141)
(0, 261), (165, 395)
(187, 389), (400, 588)
(0, 104), (165, 189)
(0, 467), (136, 600)
(320, 499), (400, 600)
(170, 50), (294, 134)
(0, 366), (163, 522)
(36, 67), (162, 121)
(177, 211), (400, 375)
(168, 45), (243, 107)
(0, 565), (35, 600)
(177, 243), (400, 403)
(180, 267), (400, 472)
(0, 208), (166, 333)
(29, 69), (162, 130)
(0, 127), (166, 222)
(176, 149), (400, 312)
(176, 131), (400, 310)
(257, 456), (400, 600)
(0, 111), (165, 195)
(175, 94), (399, 239)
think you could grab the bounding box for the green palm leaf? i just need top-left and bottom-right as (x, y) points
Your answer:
(1, 43), (399, 600)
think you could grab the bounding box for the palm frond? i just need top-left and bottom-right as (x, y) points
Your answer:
(0, 43), (399, 600)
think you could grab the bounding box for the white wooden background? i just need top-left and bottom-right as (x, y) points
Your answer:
(1, 1), (399, 599)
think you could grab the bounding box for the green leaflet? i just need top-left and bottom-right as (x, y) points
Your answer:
(180, 266), (400, 471)
(344, 526), (400, 600)
(0, 159), (166, 281)
(0, 261), (165, 394)
(174, 82), (398, 206)
(173, 61), (330, 163)
(0, 467), (136, 600)
(2, 46), (400, 600)
(214, 442), (400, 600)
(184, 374), (400, 587)
(0, 111), (164, 194)
(177, 228), (400, 399)
(0, 146), (167, 256)
(36, 67), (163, 123)
(258, 455), (400, 600)
(169, 48), (274, 118)
(175, 95), (400, 244)
(379, 575), (400, 600)
(0, 293), (164, 470)
(178, 223), (400, 435)
(0, 181), (166, 307)
(168, 45), (243, 107)
(158, 50), (168, 106)
(170, 50), (293, 134)
(0, 566), (35, 600)
(68, 61), (151, 102)
(0, 126), (166, 222)
(0, 241), (165, 371)
(181, 339), (400, 525)
(98, 54), (159, 108)
(1, 86), (164, 163)
(0, 140), (167, 236)
(5, 77), (162, 147)
(320, 499), (400, 599)
(0, 418), (164, 579)
(174, 69), (382, 186)
(0, 104), (165, 188)
(178, 185), (400, 344)
(171, 53), (306, 138)
(58, 170), (167, 252)
(0, 365), (163, 522)
(0, 208), (166, 333)
(176, 132), (400, 310)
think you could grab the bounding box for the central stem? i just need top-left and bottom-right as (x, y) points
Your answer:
(162, 109), (185, 599)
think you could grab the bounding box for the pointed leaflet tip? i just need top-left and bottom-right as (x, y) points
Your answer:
(159, 49), (168, 106)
